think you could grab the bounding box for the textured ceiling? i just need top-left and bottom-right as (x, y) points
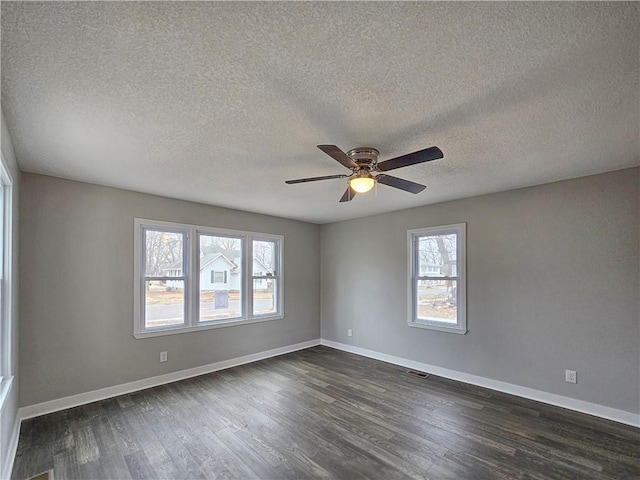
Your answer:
(2, 2), (639, 224)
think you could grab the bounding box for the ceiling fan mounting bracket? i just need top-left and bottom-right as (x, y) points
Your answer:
(346, 147), (379, 168)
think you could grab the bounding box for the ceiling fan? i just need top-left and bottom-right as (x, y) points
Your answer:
(285, 145), (444, 202)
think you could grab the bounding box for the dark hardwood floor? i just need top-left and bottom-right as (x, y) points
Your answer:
(12, 346), (640, 480)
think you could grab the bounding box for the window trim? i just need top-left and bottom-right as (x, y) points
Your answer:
(140, 225), (190, 332)
(196, 229), (244, 325)
(0, 153), (13, 385)
(250, 236), (282, 319)
(407, 223), (467, 334)
(134, 218), (284, 338)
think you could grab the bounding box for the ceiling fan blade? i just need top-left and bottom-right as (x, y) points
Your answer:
(376, 146), (443, 172)
(339, 186), (357, 202)
(318, 145), (358, 170)
(285, 174), (348, 184)
(376, 174), (426, 194)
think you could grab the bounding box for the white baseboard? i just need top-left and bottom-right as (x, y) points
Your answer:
(19, 339), (320, 420)
(17, 336), (640, 428)
(320, 339), (640, 428)
(1, 414), (20, 480)
(0, 377), (19, 480)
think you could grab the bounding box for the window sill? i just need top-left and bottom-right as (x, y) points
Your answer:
(134, 314), (285, 339)
(407, 321), (467, 335)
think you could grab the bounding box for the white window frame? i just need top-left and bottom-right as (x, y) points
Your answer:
(197, 229), (244, 323)
(138, 224), (190, 332)
(407, 223), (467, 334)
(134, 218), (284, 338)
(0, 154), (13, 394)
(250, 236), (282, 319)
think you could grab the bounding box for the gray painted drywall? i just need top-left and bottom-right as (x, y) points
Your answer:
(321, 168), (640, 414)
(0, 110), (20, 474)
(19, 173), (320, 406)
(16, 166), (640, 416)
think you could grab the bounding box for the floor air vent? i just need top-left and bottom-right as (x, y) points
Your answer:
(406, 370), (429, 378)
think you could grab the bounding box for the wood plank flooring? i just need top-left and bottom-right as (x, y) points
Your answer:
(12, 346), (640, 479)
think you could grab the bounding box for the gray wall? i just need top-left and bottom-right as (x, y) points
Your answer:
(20, 173), (320, 407)
(321, 168), (639, 414)
(17, 166), (640, 416)
(0, 111), (20, 475)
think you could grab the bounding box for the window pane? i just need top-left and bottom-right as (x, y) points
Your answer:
(416, 279), (457, 324)
(418, 234), (457, 277)
(145, 229), (184, 277)
(252, 240), (276, 276)
(253, 278), (276, 316)
(145, 280), (185, 328)
(199, 234), (242, 322)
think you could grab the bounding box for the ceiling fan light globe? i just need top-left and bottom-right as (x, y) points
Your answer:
(350, 176), (375, 193)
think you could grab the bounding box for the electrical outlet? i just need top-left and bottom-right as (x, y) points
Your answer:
(160, 351), (168, 362)
(347, 329), (353, 337)
(565, 369), (577, 384)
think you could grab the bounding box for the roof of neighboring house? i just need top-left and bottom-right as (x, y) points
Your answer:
(200, 253), (236, 271)
(164, 253), (272, 274)
(164, 253), (237, 273)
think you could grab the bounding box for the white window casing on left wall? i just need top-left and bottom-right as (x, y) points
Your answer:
(134, 218), (284, 339)
(0, 153), (14, 409)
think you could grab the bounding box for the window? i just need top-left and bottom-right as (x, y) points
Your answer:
(199, 233), (242, 322)
(408, 223), (466, 334)
(211, 271), (227, 284)
(134, 219), (283, 338)
(252, 238), (280, 317)
(142, 227), (187, 330)
(0, 155), (12, 386)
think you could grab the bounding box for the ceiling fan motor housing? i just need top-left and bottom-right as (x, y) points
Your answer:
(346, 147), (379, 169)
